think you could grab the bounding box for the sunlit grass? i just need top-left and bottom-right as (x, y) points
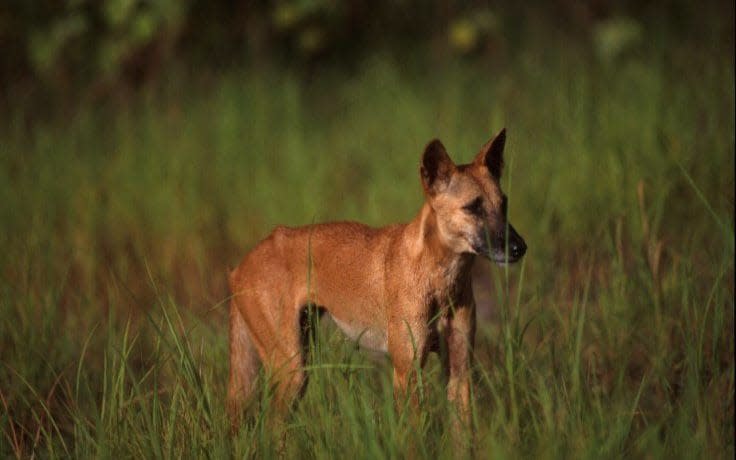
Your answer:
(0, 43), (733, 458)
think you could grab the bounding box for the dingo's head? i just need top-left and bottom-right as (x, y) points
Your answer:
(420, 129), (527, 264)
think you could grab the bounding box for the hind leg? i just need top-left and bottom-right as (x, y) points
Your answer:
(266, 352), (306, 413)
(227, 300), (260, 429)
(260, 310), (307, 413)
(234, 293), (307, 414)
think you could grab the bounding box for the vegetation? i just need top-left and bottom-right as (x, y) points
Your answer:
(0, 2), (733, 458)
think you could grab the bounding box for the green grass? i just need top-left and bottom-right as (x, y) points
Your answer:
(1, 40), (733, 458)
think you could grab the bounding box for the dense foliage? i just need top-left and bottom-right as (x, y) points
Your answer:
(1, 1), (731, 104)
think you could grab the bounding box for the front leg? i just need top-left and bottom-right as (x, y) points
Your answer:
(445, 297), (476, 430)
(388, 308), (430, 408)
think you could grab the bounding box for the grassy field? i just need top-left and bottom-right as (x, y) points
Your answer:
(1, 33), (734, 458)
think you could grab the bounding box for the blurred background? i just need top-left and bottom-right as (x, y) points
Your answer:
(1, 1), (733, 111)
(1, 0), (731, 305)
(0, 1), (733, 457)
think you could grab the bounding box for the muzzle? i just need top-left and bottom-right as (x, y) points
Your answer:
(473, 222), (527, 264)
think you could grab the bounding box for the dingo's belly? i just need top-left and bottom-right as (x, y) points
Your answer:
(330, 314), (388, 353)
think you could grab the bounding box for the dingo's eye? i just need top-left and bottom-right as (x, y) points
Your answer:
(463, 197), (484, 216)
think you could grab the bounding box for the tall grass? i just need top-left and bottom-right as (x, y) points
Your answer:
(1, 39), (733, 457)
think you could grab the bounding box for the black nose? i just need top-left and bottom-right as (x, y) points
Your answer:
(506, 222), (527, 259)
(510, 238), (527, 258)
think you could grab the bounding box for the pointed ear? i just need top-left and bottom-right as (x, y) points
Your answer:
(474, 128), (506, 179)
(420, 139), (456, 195)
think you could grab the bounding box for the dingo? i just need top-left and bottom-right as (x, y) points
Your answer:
(227, 129), (526, 428)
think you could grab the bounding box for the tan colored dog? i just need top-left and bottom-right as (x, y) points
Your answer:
(227, 129), (526, 428)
